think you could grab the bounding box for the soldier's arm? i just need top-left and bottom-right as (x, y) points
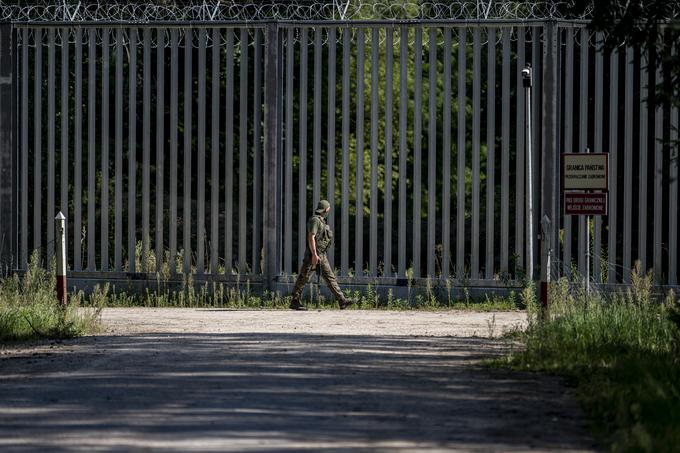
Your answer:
(308, 233), (318, 259)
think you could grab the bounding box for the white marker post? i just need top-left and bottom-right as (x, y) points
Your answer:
(55, 212), (67, 305)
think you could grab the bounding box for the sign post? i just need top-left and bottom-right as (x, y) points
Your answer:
(561, 150), (608, 293)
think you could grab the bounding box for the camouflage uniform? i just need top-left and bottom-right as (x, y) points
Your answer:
(291, 202), (345, 304)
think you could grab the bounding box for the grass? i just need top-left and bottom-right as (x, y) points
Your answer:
(492, 264), (680, 452)
(96, 278), (525, 311)
(0, 255), (102, 342)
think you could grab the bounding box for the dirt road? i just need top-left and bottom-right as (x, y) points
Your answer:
(0, 309), (595, 452)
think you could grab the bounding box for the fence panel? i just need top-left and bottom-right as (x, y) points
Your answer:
(7, 21), (680, 291)
(16, 25), (265, 280)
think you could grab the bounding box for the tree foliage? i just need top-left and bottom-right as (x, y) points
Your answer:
(565, 0), (680, 108)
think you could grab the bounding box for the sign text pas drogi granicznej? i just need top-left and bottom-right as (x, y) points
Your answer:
(560, 153), (608, 191)
(564, 192), (608, 216)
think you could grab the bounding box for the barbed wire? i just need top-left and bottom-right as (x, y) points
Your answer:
(1, 1), (592, 22)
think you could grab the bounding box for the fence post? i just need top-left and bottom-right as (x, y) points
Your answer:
(0, 23), (17, 274)
(541, 20), (559, 287)
(263, 23), (282, 291)
(540, 215), (552, 311)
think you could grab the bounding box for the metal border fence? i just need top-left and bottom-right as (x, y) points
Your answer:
(0, 15), (678, 296)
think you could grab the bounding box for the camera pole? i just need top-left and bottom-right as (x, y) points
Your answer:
(523, 64), (533, 282)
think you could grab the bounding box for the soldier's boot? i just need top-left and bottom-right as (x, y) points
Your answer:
(289, 297), (308, 311)
(339, 296), (357, 310)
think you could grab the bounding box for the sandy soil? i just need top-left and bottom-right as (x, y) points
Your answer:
(0, 309), (596, 452)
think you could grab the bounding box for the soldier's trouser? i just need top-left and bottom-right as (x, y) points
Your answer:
(291, 252), (344, 302)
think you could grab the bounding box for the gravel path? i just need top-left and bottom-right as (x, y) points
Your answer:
(0, 309), (596, 452)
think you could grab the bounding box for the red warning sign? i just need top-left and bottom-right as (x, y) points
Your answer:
(564, 192), (608, 216)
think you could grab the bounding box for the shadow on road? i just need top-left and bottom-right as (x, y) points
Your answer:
(0, 333), (595, 451)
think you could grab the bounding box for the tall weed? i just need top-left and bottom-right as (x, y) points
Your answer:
(0, 253), (102, 341)
(497, 272), (680, 452)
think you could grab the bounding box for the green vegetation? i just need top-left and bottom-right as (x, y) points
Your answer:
(0, 255), (102, 342)
(95, 276), (523, 311)
(493, 264), (680, 452)
(87, 245), (525, 310)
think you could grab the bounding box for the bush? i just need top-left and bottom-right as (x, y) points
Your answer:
(495, 268), (680, 452)
(0, 254), (102, 342)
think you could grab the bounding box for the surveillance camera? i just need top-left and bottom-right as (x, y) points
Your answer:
(522, 64), (532, 87)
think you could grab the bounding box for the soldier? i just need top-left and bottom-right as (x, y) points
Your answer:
(290, 200), (354, 311)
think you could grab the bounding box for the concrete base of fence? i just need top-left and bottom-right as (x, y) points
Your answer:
(16, 271), (680, 304)
(38, 271), (527, 302)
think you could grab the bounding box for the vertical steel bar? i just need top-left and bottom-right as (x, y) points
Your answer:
(47, 29), (55, 268)
(623, 46), (633, 283)
(101, 28), (110, 271)
(210, 28), (220, 274)
(183, 30), (193, 274)
(427, 27), (437, 278)
(127, 28), (136, 273)
(238, 28), (248, 272)
(74, 28), (82, 270)
(327, 28), (337, 268)
(197, 28), (207, 274)
(262, 23), (282, 289)
(156, 29), (165, 272)
(141, 28), (150, 272)
(284, 28), (294, 275)
(638, 49), (649, 273)
(383, 27), (393, 276)
(540, 21), (560, 287)
(313, 27), (322, 210)
(34, 29), (42, 257)
(355, 28), (365, 276)
(252, 30), (263, 273)
(593, 32), (603, 282)
(398, 26), (408, 278)
(60, 29), (70, 269)
(471, 28), (481, 279)
(20, 28), (28, 269)
(501, 28), (510, 273)
(653, 51), (663, 283)
(341, 28), (350, 276)
(485, 28), (496, 279)
(87, 29), (96, 271)
(225, 29), (234, 273)
(515, 28), (525, 273)
(442, 27), (451, 278)
(0, 24), (16, 269)
(531, 27), (541, 273)
(0, 24), (16, 270)
(298, 27), (308, 268)
(563, 28), (574, 277)
(578, 28), (588, 278)
(607, 47), (619, 284)
(670, 46), (679, 285)
(169, 29), (179, 273)
(456, 27), (466, 277)
(370, 27), (379, 277)
(413, 27), (423, 278)
(114, 29), (123, 271)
